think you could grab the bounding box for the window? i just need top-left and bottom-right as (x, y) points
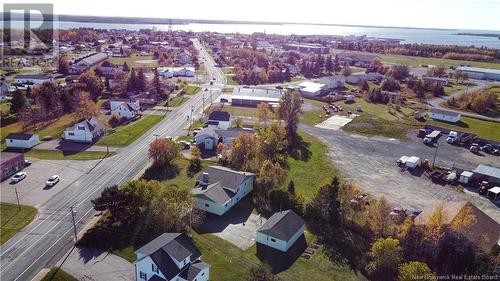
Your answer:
(270, 238), (276, 242)
(201, 272), (205, 276)
(139, 271), (147, 280)
(183, 260), (187, 265)
(9, 140), (13, 142)
(152, 264), (159, 273)
(68, 132), (75, 136)
(205, 203), (210, 207)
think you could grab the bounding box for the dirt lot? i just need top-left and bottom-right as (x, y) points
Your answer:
(1, 157), (102, 207)
(301, 125), (500, 223)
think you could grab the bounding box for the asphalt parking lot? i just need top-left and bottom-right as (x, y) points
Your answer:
(301, 125), (500, 223)
(1, 157), (101, 207)
(198, 202), (266, 250)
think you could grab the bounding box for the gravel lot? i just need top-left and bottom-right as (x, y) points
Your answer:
(1, 157), (102, 207)
(301, 125), (500, 223)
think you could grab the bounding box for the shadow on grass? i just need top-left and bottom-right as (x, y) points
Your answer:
(256, 235), (307, 274)
(142, 164), (180, 181)
(288, 136), (311, 161)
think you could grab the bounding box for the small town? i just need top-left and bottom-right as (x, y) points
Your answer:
(0, 1), (499, 281)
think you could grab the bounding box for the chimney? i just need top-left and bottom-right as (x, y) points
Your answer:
(202, 172), (209, 184)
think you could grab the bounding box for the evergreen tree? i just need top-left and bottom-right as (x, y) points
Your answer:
(137, 68), (147, 92)
(126, 68), (137, 93)
(152, 68), (163, 96)
(10, 90), (26, 114)
(325, 55), (334, 74)
(287, 180), (295, 195)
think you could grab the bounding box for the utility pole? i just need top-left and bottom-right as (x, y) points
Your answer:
(70, 206), (77, 242)
(432, 141), (440, 167)
(15, 188), (20, 211)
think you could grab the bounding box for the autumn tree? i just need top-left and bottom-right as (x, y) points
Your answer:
(368, 57), (383, 73)
(247, 264), (278, 281)
(10, 89), (26, 114)
(58, 53), (70, 74)
(122, 62), (130, 72)
(257, 102), (272, 124)
(399, 262), (436, 281)
(126, 68), (138, 93)
(341, 62), (352, 76)
(426, 65), (448, 77)
(229, 133), (258, 171)
(390, 64), (410, 80)
(368, 197), (392, 238)
(75, 91), (100, 120)
(148, 138), (180, 168)
(325, 55), (334, 74)
(278, 91), (302, 146)
(366, 237), (402, 280)
(256, 121), (287, 162)
(190, 145), (201, 159)
(79, 69), (104, 100)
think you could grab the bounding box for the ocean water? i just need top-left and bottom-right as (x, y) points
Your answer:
(5, 20), (500, 49)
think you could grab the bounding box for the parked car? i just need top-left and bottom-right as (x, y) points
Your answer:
(446, 131), (458, 144)
(24, 160), (32, 166)
(46, 175), (60, 187)
(10, 172), (26, 183)
(470, 143), (480, 153)
(389, 207), (408, 224)
(482, 144), (500, 155)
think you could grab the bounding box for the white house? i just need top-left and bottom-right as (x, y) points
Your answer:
(158, 67), (195, 78)
(194, 127), (253, 150)
(135, 233), (209, 281)
(256, 210), (305, 252)
(63, 116), (105, 143)
(428, 108), (461, 123)
(110, 99), (141, 120)
(4, 133), (40, 149)
(14, 74), (53, 85)
(207, 111), (231, 130)
(192, 166), (254, 216)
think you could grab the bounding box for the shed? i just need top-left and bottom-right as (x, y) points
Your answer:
(459, 171), (474, 184)
(487, 186), (500, 201)
(5, 133), (40, 149)
(406, 156), (420, 169)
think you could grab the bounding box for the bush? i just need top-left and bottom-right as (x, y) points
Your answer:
(187, 158), (202, 177)
(109, 115), (121, 127)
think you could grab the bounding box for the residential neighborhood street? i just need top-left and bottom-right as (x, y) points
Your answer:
(0, 43), (224, 281)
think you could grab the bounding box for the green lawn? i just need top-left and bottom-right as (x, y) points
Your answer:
(24, 149), (115, 160)
(1, 203), (37, 245)
(1, 114), (77, 142)
(168, 96), (189, 107)
(219, 105), (259, 118)
(285, 131), (338, 200)
(1, 102), (11, 115)
(189, 119), (205, 131)
(107, 55), (158, 68)
(185, 85), (201, 95)
(41, 267), (78, 281)
(225, 74), (239, 85)
(426, 116), (500, 141)
(97, 115), (164, 147)
(300, 111), (330, 126)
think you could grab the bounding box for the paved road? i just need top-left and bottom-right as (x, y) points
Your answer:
(0, 41), (224, 281)
(428, 80), (500, 122)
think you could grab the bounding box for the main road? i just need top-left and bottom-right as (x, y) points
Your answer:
(0, 39), (224, 281)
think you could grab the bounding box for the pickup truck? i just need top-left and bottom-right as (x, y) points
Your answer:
(424, 130), (441, 144)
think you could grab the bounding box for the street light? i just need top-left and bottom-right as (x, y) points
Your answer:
(70, 206), (77, 242)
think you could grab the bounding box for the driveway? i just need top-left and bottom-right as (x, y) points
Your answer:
(59, 246), (134, 281)
(197, 202), (266, 250)
(0, 157), (102, 207)
(301, 125), (500, 223)
(35, 139), (118, 152)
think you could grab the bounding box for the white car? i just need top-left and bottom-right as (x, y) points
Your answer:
(10, 172), (26, 183)
(46, 175), (60, 187)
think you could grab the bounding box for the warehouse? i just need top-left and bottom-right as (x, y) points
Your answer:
(455, 66), (500, 81)
(223, 87), (285, 107)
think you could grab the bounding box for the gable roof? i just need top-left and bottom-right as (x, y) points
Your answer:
(179, 261), (209, 281)
(192, 182), (235, 204)
(196, 166), (254, 192)
(208, 111), (231, 122)
(65, 116), (104, 133)
(415, 201), (500, 252)
(136, 233), (202, 280)
(5, 133), (36, 140)
(429, 108), (460, 117)
(257, 210), (305, 241)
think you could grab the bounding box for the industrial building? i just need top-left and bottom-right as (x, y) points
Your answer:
(456, 66), (500, 81)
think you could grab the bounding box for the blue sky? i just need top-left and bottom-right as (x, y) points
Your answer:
(5, 0), (500, 30)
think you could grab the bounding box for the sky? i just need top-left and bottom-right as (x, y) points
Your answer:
(4, 0), (500, 31)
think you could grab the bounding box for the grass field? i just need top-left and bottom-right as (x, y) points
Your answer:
(185, 85), (201, 95)
(107, 55), (158, 68)
(168, 96), (189, 107)
(331, 49), (500, 69)
(219, 105), (259, 118)
(350, 66), (366, 74)
(343, 114), (413, 139)
(426, 116), (500, 141)
(24, 149), (115, 160)
(41, 267), (78, 281)
(285, 131), (338, 200)
(1, 203), (37, 245)
(97, 115), (163, 147)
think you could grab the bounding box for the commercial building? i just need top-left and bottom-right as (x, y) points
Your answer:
(222, 87), (285, 107)
(1, 152), (25, 181)
(456, 66), (500, 81)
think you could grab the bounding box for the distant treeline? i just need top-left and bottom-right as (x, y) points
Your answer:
(455, 33), (500, 38)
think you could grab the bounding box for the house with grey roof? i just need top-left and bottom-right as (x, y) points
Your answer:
(63, 116), (105, 143)
(194, 127), (254, 150)
(256, 210), (305, 252)
(192, 166), (254, 216)
(135, 233), (209, 281)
